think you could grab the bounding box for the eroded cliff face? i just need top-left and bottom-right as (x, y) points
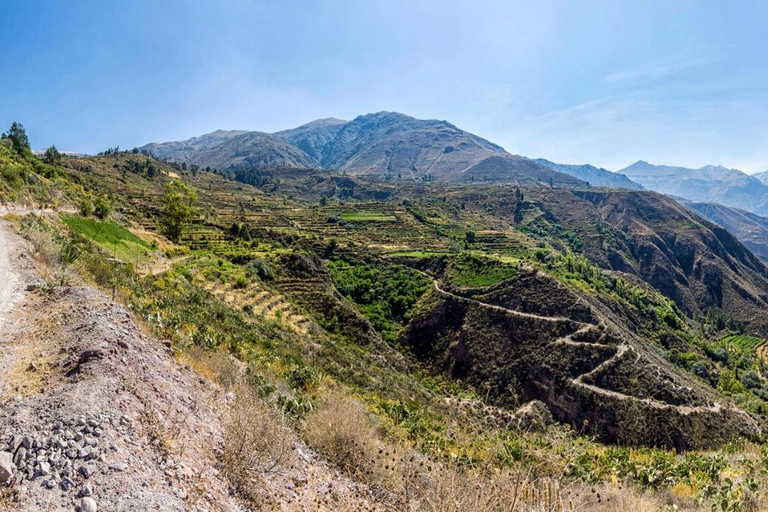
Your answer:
(402, 269), (762, 450)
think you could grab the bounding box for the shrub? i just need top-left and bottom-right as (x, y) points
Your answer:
(247, 258), (274, 281)
(288, 365), (321, 392)
(691, 361), (710, 381)
(94, 195), (112, 219)
(79, 198), (94, 217)
(741, 370), (761, 390)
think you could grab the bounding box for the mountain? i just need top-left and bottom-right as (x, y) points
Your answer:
(182, 131), (316, 170)
(619, 160), (768, 215)
(140, 129), (247, 163)
(140, 112), (584, 185)
(273, 117), (346, 165)
(535, 159), (644, 190)
(316, 111), (507, 179)
(686, 202), (768, 262)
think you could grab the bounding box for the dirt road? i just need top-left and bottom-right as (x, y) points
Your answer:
(0, 222), (21, 332)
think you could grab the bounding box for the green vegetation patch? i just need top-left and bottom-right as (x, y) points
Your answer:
(447, 252), (519, 288)
(339, 211), (397, 222)
(329, 259), (430, 344)
(63, 215), (152, 262)
(387, 251), (450, 258)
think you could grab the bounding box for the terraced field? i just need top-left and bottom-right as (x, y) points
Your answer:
(723, 334), (765, 353)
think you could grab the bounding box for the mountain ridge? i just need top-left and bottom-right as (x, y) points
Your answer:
(139, 112), (585, 186)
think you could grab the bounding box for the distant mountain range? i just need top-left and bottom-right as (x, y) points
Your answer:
(534, 159), (644, 189)
(752, 170), (768, 185)
(618, 161), (768, 216)
(140, 112), (585, 187)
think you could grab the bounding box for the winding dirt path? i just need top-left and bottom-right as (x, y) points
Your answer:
(430, 280), (734, 416)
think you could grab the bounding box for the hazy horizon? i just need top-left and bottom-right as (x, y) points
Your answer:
(3, 0), (767, 172)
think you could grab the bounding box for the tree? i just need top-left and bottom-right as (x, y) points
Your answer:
(5, 122), (30, 155)
(161, 180), (197, 243)
(514, 186), (525, 224)
(44, 145), (62, 165)
(465, 231), (476, 244)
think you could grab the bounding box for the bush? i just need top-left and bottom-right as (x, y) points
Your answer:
(94, 195), (112, 219)
(288, 365), (321, 392)
(79, 199), (94, 217)
(247, 258), (274, 281)
(691, 361), (710, 381)
(741, 370), (762, 390)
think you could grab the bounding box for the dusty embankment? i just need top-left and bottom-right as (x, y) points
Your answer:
(0, 222), (382, 511)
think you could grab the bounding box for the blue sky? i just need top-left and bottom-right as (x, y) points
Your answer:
(2, 0), (767, 172)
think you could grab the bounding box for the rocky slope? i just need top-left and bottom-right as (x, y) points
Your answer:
(273, 118), (346, 166)
(403, 261), (761, 449)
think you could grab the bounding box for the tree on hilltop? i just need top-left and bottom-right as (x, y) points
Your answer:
(2, 122), (31, 156)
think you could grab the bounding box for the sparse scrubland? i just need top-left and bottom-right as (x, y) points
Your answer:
(5, 124), (768, 511)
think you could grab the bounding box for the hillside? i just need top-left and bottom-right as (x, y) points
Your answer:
(687, 202), (768, 262)
(517, 188), (768, 330)
(461, 155), (585, 186)
(620, 160), (768, 215)
(5, 138), (768, 510)
(535, 159), (644, 190)
(140, 112), (582, 185)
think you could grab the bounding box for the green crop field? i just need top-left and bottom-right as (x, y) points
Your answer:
(340, 211), (397, 222)
(63, 215), (153, 263)
(722, 334), (765, 352)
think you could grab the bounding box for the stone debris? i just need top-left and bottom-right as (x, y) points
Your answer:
(1, 415), (115, 503)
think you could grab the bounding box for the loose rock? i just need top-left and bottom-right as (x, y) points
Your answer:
(0, 451), (14, 483)
(80, 496), (98, 512)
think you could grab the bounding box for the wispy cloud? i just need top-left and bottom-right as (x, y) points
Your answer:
(604, 56), (713, 83)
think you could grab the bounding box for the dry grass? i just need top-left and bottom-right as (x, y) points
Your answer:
(302, 390), (673, 512)
(180, 347), (242, 390)
(304, 389), (394, 489)
(0, 486), (14, 511)
(222, 384), (295, 505)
